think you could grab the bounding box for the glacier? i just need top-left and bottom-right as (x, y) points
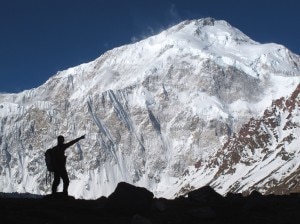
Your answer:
(0, 18), (299, 199)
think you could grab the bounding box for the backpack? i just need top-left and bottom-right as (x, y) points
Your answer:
(45, 147), (55, 172)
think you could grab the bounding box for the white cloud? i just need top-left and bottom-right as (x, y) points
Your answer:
(169, 4), (182, 22)
(130, 3), (184, 43)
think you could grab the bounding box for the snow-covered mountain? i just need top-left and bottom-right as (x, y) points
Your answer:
(163, 83), (300, 198)
(0, 18), (299, 199)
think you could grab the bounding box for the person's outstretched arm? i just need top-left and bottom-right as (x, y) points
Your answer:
(64, 135), (85, 149)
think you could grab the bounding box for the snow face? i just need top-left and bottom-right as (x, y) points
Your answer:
(0, 18), (299, 199)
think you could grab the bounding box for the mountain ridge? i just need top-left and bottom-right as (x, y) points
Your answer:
(0, 18), (299, 199)
(166, 83), (300, 198)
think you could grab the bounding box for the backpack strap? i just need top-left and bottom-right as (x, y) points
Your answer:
(45, 171), (52, 186)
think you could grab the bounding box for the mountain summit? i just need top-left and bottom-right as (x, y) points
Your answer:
(0, 18), (299, 198)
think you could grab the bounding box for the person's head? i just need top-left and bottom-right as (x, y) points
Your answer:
(57, 135), (65, 145)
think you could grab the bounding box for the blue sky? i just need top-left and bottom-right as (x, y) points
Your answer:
(1, 0), (299, 93)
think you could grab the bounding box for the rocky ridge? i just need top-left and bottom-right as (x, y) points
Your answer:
(168, 83), (300, 197)
(214, 83), (300, 195)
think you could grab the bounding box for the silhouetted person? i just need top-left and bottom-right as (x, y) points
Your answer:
(51, 135), (85, 196)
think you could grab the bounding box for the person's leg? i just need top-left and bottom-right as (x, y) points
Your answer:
(61, 168), (70, 196)
(52, 172), (60, 194)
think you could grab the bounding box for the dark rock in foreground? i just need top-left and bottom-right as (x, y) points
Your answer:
(188, 185), (223, 203)
(1, 183), (300, 224)
(106, 182), (154, 215)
